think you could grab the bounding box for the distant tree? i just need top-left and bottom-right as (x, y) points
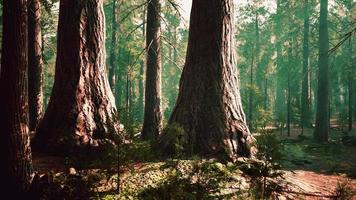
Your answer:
(33, 0), (122, 154)
(28, 0), (44, 132)
(109, 0), (118, 92)
(167, 0), (255, 161)
(314, 0), (329, 142)
(0, 0), (33, 196)
(301, 0), (311, 129)
(142, 0), (163, 140)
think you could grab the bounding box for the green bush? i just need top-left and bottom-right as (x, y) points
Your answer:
(155, 123), (188, 158)
(138, 160), (232, 199)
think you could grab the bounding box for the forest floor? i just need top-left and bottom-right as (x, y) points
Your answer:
(277, 127), (356, 199)
(31, 126), (356, 199)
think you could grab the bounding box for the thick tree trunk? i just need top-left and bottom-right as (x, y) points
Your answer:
(301, 0), (311, 128)
(109, 0), (117, 92)
(33, 0), (122, 154)
(0, 0), (33, 195)
(168, 0), (255, 161)
(314, 0), (329, 142)
(142, 0), (163, 140)
(28, 0), (43, 132)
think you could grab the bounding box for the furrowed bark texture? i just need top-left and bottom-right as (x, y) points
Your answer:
(168, 0), (254, 161)
(142, 0), (163, 140)
(34, 0), (122, 154)
(314, 0), (329, 142)
(0, 0), (33, 195)
(28, 0), (44, 131)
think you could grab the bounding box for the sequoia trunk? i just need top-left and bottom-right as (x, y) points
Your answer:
(168, 0), (255, 161)
(28, 0), (44, 132)
(142, 0), (163, 140)
(314, 0), (329, 142)
(33, 0), (122, 154)
(0, 0), (33, 195)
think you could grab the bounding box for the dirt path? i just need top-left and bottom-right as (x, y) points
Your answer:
(284, 170), (356, 199)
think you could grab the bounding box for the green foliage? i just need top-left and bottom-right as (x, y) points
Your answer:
(155, 123), (188, 158)
(255, 130), (283, 164)
(66, 141), (119, 169)
(119, 140), (157, 164)
(138, 160), (233, 199)
(235, 130), (284, 199)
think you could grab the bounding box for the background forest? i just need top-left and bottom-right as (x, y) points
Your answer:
(0, 0), (355, 199)
(28, 0), (355, 135)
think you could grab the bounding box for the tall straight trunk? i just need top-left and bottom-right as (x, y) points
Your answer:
(301, 0), (311, 128)
(264, 77), (268, 110)
(126, 73), (130, 114)
(0, 0), (33, 195)
(167, 0), (255, 161)
(249, 53), (254, 128)
(287, 53), (291, 137)
(109, 0), (117, 92)
(34, 0), (122, 154)
(349, 72), (353, 131)
(28, 0), (43, 132)
(348, 1), (353, 131)
(142, 0), (162, 140)
(138, 8), (146, 122)
(275, 0), (285, 127)
(314, 0), (329, 142)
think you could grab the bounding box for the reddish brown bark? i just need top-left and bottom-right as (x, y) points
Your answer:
(28, 0), (44, 131)
(168, 0), (254, 161)
(33, 0), (122, 154)
(142, 0), (163, 140)
(0, 0), (33, 195)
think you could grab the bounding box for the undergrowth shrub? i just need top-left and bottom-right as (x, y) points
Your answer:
(154, 123), (188, 158)
(138, 160), (233, 199)
(237, 130), (284, 199)
(333, 180), (355, 200)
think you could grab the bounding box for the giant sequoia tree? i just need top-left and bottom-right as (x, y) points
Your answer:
(167, 0), (255, 160)
(314, 0), (329, 142)
(142, 0), (163, 140)
(28, 0), (44, 131)
(0, 0), (33, 195)
(33, 0), (122, 154)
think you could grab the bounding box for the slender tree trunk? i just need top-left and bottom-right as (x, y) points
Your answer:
(249, 53), (254, 129)
(314, 0), (329, 142)
(109, 0), (117, 92)
(0, 0), (33, 195)
(34, 0), (122, 154)
(349, 73), (353, 131)
(167, 0), (255, 161)
(142, 0), (163, 140)
(28, 0), (43, 132)
(348, 0), (353, 131)
(287, 58), (291, 137)
(301, 0), (311, 129)
(275, 0), (285, 129)
(138, 8), (146, 122)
